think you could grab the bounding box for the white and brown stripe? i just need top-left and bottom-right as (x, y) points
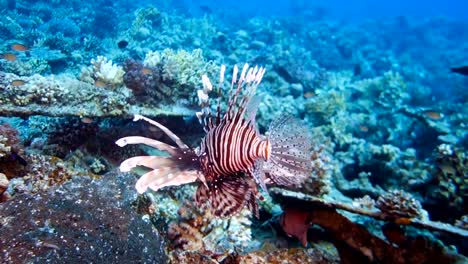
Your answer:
(200, 117), (269, 180)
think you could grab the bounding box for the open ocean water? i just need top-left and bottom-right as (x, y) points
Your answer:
(0, 0), (467, 263)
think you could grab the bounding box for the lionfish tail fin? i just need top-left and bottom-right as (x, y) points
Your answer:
(264, 116), (313, 186)
(195, 173), (254, 218)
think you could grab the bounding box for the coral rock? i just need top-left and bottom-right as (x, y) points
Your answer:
(376, 190), (424, 219)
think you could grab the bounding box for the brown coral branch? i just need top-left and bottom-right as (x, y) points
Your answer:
(271, 188), (468, 263)
(270, 188), (468, 238)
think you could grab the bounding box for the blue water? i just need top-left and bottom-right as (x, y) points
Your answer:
(179, 0), (468, 21)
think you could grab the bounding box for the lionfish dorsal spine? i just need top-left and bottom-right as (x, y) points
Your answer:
(198, 64), (266, 131)
(133, 115), (190, 150)
(197, 74), (215, 132)
(215, 65), (226, 126)
(223, 64), (266, 123)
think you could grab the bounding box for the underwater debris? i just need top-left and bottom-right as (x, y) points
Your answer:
(117, 64), (314, 218)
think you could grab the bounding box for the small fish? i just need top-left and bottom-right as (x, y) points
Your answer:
(450, 66), (468, 76)
(10, 151), (27, 166)
(116, 64), (313, 218)
(94, 80), (106, 87)
(11, 79), (26, 86)
(358, 125), (369, 132)
(142, 67), (152, 75)
(1, 53), (17, 61)
(117, 40), (128, 49)
(199, 5), (213, 14)
(81, 117), (93, 124)
(353, 63), (362, 76)
(424, 111), (443, 120)
(303, 91), (315, 98)
(37, 241), (60, 250)
(11, 43), (29, 52)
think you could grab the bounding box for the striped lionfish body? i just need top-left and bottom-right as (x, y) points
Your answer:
(116, 64), (313, 218)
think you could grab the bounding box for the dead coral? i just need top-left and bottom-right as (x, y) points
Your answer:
(271, 188), (468, 264)
(167, 201), (253, 260)
(21, 154), (73, 193)
(168, 222), (204, 251)
(0, 73), (68, 106)
(0, 173), (9, 202)
(0, 122), (22, 158)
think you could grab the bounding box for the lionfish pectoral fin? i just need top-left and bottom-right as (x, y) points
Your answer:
(197, 171), (209, 189)
(119, 156), (173, 172)
(133, 115), (190, 150)
(206, 174), (252, 218)
(136, 168), (198, 194)
(252, 160), (269, 194)
(265, 116), (313, 186)
(115, 136), (179, 156)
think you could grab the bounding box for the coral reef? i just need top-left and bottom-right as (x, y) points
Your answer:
(375, 190), (426, 219)
(0, 173), (9, 202)
(123, 49), (218, 104)
(167, 201), (254, 256)
(0, 122), (25, 179)
(425, 144), (467, 221)
(0, 1), (467, 262)
(0, 71), (187, 118)
(89, 56), (125, 88)
(271, 188), (468, 264)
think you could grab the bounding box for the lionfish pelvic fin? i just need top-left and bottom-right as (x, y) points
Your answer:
(194, 173), (256, 218)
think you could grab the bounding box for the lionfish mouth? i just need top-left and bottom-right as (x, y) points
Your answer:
(116, 115), (205, 194)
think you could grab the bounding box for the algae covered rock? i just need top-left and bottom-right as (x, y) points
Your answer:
(0, 171), (167, 263)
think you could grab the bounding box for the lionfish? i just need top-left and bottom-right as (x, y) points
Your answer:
(116, 64), (313, 217)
